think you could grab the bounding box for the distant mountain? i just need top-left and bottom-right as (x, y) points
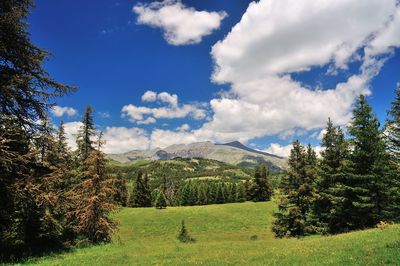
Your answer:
(107, 141), (286, 172)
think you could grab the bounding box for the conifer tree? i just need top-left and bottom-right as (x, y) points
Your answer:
(236, 182), (247, 202)
(215, 183), (225, 204)
(347, 95), (390, 229)
(386, 83), (400, 161)
(180, 181), (193, 206)
(76, 106), (96, 165)
(252, 165), (273, 201)
(177, 220), (195, 243)
(196, 183), (208, 205)
(384, 84), (400, 222)
(70, 133), (116, 243)
(272, 141), (316, 238)
(312, 118), (350, 233)
(113, 173), (128, 207)
(155, 190), (167, 209)
(133, 170), (152, 207)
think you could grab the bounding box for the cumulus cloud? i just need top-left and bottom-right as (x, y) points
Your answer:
(190, 0), (400, 144)
(102, 127), (150, 153)
(122, 91), (208, 124)
(51, 106), (77, 117)
(133, 0), (227, 45)
(265, 143), (323, 157)
(141, 90), (157, 102)
(63, 121), (83, 150)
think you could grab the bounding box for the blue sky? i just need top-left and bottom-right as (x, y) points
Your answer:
(30, 0), (400, 155)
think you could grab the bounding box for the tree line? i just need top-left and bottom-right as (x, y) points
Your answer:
(124, 164), (273, 208)
(273, 90), (400, 237)
(0, 1), (116, 260)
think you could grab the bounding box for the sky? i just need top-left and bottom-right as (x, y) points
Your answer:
(30, 0), (400, 156)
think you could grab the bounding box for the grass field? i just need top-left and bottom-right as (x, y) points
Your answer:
(23, 202), (400, 265)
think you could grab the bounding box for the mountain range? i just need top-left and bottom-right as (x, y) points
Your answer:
(107, 141), (286, 172)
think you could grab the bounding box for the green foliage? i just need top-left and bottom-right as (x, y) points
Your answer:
(155, 190), (167, 209)
(177, 220), (195, 243)
(251, 164), (273, 202)
(272, 141), (317, 238)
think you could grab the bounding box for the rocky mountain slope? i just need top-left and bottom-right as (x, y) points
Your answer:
(107, 141), (286, 171)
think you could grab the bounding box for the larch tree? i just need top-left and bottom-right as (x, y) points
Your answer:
(70, 133), (116, 243)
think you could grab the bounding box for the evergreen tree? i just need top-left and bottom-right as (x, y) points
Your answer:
(133, 170), (152, 207)
(180, 181), (193, 206)
(347, 95), (390, 229)
(244, 178), (252, 201)
(386, 83), (400, 161)
(252, 165), (273, 202)
(215, 183), (226, 204)
(177, 220), (195, 243)
(312, 118), (350, 233)
(155, 190), (167, 209)
(235, 182), (247, 202)
(385, 84), (400, 222)
(76, 106), (96, 165)
(113, 173), (128, 207)
(196, 183), (208, 205)
(70, 133), (116, 243)
(272, 141), (316, 238)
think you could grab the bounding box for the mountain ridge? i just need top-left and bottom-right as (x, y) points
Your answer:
(107, 141), (286, 171)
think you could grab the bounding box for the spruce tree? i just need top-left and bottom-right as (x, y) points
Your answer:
(196, 183), (208, 205)
(312, 118), (350, 233)
(272, 141), (316, 238)
(252, 165), (273, 202)
(155, 190), (167, 209)
(385, 84), (400, 222)
(133, 170), (152, 207)
(386, 83), (400, 161)
(347, 95), (390, 229)
(180, 181), (193, 206)
(235, 182), (247, 202)
(113, 173), (128, 207)
(76, 106), (96, 165)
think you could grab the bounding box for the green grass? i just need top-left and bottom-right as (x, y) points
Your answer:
(23, 202), (400, 265)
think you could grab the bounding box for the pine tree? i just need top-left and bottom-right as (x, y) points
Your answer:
(177, 220), (195, 243)
(272, 141), (316, 238)
(76, 106), (96, 165)
(180, 181), (193, 206)
(252, 165), (273, 202)
(346, 95), (390, 229)
(70, 133), (116, 243)
(235, 182), (247, 202)
(133, 170), (152, 207)
(196, 183), (208, 205)
(312, 118), (350, 234)
(386, 83), (400, 161)
(215, 183), (225, 204)
(385, 84), (400, 222)
(113, 173), (128, 207)
(155, 190), (167, 209)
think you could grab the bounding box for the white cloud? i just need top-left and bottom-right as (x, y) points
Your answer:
(102, 127), (150, 153)
(141, 90), (157, 102)
(265, 143), (323, 157)
(63, 121), (83, 150)
(176, 123), (190, 131)
(51, 106), (77, 117)
(133, 0), (227, 45)
(157, 92), (178, 107)
(137, 117), (157, 125)
(188, 0), (400, 144)
(265, 143), (293, 157)
(122, 91), (208, 124)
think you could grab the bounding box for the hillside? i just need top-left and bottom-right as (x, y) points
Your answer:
(107, 141), (286, 171)
(24, 202), (400, 265)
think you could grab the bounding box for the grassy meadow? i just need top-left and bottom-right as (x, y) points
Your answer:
(22, 202), (400, 266)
